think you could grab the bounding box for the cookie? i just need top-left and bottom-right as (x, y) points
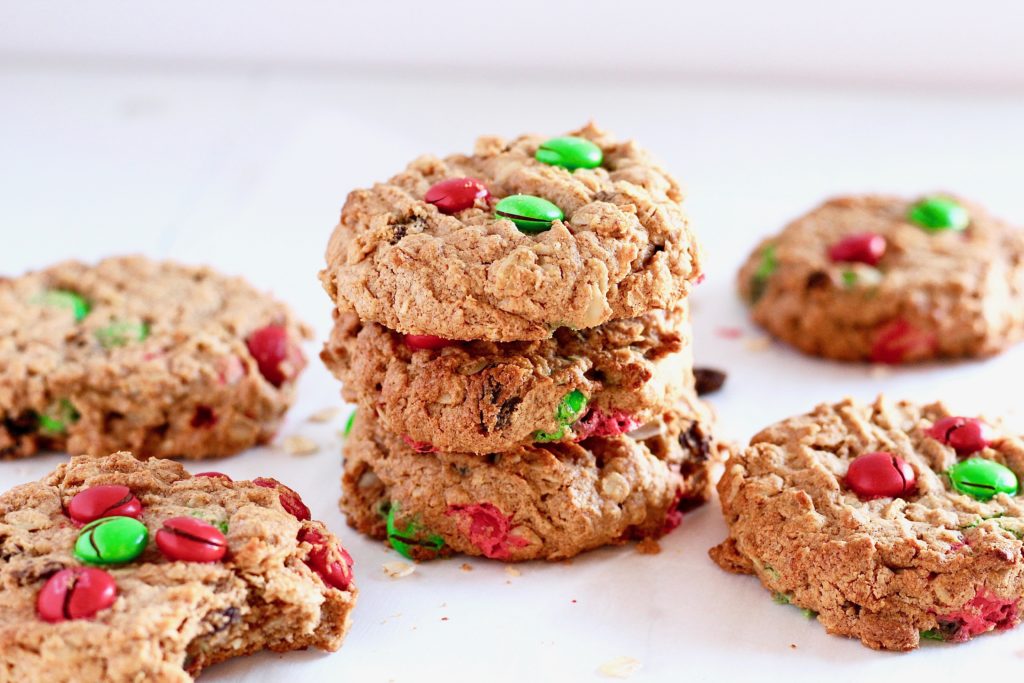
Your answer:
(320, 123), (702, 342)
(321, 302), (692, 454)
(342, 396), (721, 562)
(0, 256), (310, 460)
(737, 195), (1024, 363)
(0, 452), (356, 681)
(711, 396), (1024, 651)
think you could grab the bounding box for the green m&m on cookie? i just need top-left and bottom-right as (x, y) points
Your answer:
(38, 399), (80, 435)
(96, 321), (150, 349)
(386, 503), (444, 560)
(36, 290), (90, 322)
(495, 195), (564, 234)
(908, 196), (969, 233)
(948, 458), (1018, 501)
(74, 516), (149, 564)
(536, 136), (603, 171)
(535, 390), (588, 442)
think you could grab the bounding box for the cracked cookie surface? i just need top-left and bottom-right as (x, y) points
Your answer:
(342, 394), (721, 562)
(712, 396), (1024, 650)
(0, 453), (356, 682)
(321, 302), (692, 454)
(0, 256), (310, 460)
(737, 195), (1024, 362)
(321, 123), (702, 341)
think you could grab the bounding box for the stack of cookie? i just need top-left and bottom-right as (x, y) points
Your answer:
(320, 124), (722, 561)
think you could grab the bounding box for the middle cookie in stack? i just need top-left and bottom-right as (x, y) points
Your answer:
(321, 124), (720, 561)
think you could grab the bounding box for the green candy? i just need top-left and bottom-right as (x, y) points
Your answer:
(920, 628), (946, 642)
(494, 195), (564, 234)
(37, 290), (90, 321)
(535, 136), (603, 171)
(534, 390), (588, 443)
(386, 503), (444, 560)
(948, 458), (1018, 501)
(38, 399), (79, 435)
(96, 321), (150, 349)
(908, 196), (969, 232)
(74, 516), (149, 564)
(343, 410), (357, 437)
(534, 427), (566, 443)
(749, 245), (778, 303)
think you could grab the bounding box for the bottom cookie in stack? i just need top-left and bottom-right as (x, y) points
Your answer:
(341, 394), (723, 562)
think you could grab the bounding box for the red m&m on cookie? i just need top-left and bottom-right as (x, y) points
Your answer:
(927, 417), (994, 455)
(37, 567), (117, 622)
(68, 485), (142, 525)
(403, 334), (456, 351)
(156, 517), (228, 562)
(253, 477), (311, 520)
(246, 324), (304, 388)
(299, 527), (354, 591)
(424, 177), (490, 214)
(846, 451), (916, 500)
(828, 233), (886, 266)
(194, 471), (232, 481)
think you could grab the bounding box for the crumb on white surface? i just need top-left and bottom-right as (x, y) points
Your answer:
(383, 561), (416, 578)
(743, 336), (771, 352)
(281, 435), (319, 455)
(307, 407), (340, 423)
(598, 656), (641, 678)
(869, 365), (892, 379)
(505, 566), (521, 578)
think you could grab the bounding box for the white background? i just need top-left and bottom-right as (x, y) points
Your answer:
(3, 3), (1024, 681)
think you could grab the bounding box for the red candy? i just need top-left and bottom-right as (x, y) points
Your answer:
(194, 471), (232, 481)
(828, 233), (887, 266)
(37, 567), (117, 622)
(573, 409), (640, 440)
(870, 319), (937, 364)
(246, 324), (305, 388)
(299, 527), (354, 591)
(445, 502), (528, 560)
(253, 477), (311, 520)
(190, 405), (217, 429)
(424, 177), (490, 215)
(156, 517), (228, 562)
(846, 451), (917, 500)
(927, 416), (994, 454)
(401, 435), (438, 453)
(403, 334), (456, 351)
(68, 485), (142, 525)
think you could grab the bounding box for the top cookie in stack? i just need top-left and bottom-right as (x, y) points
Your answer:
(320, 123), (702, 342)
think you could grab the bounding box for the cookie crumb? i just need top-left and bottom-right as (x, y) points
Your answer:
(505, 566), (521, 578)
(636, 538), (662, 555)
(382, 561), (416, 579)
(598, 656), (641, 678)
(307, 407), (340, 423)
(743, 336), (771, 352)
(460, 563), (473, 572)
(281, 435), (318, 456)
(869, 365), (892, 379)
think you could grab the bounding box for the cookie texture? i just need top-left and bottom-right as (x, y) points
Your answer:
(737, 195), (1024, 362)
(342, 396), (721, 562)
(712, 396), (1024, 651)
(0, 453), (356, 681)
(0, 256), (310, 460)
(321, 123), (702, 341)
(321, 302), (692, 454)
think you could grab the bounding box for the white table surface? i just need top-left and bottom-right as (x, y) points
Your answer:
(3, 66), (1024, 681)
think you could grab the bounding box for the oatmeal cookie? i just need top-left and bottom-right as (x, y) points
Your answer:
(0, 452), (356, 681)
(712, 396), (1024, 650)
(342, 395), (721, 562)
(321, 123), (702, 341)
(321, 302), (692, 454)
(737, 195), (1024, 362)
(0, 256), (310, 460)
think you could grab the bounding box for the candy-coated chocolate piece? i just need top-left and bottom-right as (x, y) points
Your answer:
(948, 458), (1018, 501)
(927, 416), (994, 454)
(557, 390), (587, 424)
(535, 136), (603, 170)
(870, 319), (937, 364)
(156, 517), (228, 562)
(253, 477), (311, 520)
(749, 245), (778, 303)
(38, 399), (79, 435)
(404, 334), (456, 351)
(37, 567), (117, 622)
(445, 502), (528, 560)
(246, 324), (300, 387)
(37, 290), (91, 322)
(424, 177), (490, 214)
(68, 485), (142, 525)
(343, 410), (356, 437)
(74, 516), (149, 565)
(401, 435), (437, 453)
(828, 233), (886, 266)
(494, 195), (564, 234)
(386, 503), (444, 560)
(908, 196), (969, 232)
(846, 451), (916, 500)
(194, 471), (232, 480)
(299, 527), (354, 590)
(95, 321), (150, 348)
